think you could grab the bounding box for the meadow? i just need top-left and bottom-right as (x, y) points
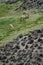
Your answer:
(0, 4), (43, 45)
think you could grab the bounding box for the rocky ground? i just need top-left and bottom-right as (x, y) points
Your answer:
(0, 28), (43, 65)
(15, 0), (43, 10)
(0, 0), (43, 10)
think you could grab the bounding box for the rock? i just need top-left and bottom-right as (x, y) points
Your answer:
(0, 28), (43, 65)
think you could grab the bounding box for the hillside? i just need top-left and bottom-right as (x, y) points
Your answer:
(0, 0), (43, 45)
(0, 1), (43, 65)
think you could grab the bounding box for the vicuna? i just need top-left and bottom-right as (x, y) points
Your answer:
(21, 15), (27, 20)
(9, 24), (14, 30)
(23, 11), (28, 15)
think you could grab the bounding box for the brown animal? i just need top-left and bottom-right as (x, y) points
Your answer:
(9, 24), (14, 30)
(23, 11), (28, 15)
(21, 15), (26, 20)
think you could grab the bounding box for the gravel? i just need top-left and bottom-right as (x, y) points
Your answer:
(0, 29), (43, 65)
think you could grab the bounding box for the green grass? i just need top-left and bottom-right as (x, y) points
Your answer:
(0, 4), (43, 45)
(0, 1), (22, 17)
(0, 12), (43, 40)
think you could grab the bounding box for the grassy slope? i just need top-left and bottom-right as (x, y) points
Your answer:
(0, 3), (43, 45)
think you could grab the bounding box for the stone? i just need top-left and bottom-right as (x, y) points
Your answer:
(0, 28), (43, 65)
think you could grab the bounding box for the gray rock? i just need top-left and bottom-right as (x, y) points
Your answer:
(0, 28), (43, 65)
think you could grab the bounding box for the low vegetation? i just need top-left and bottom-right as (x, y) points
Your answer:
(0, 4), (43, 45)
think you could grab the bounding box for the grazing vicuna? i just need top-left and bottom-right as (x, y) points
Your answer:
(21, 15), (26, 20)
(21, 14), (29, 20)
(20, 11), (29, 21)
(23, 11), (28, 15)
(9, 24), (14, 30)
